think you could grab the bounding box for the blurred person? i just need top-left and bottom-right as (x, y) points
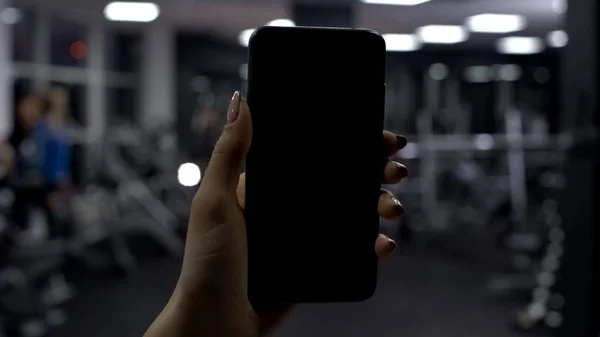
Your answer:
(41, 87), (73, 197)
(8, 94), (51, 235)
(37, 87), (73, 237)
(10, 88), (72, 239)
(144, 92), (409, 337)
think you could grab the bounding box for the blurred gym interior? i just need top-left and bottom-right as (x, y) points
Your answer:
(0, 0), (597, 336)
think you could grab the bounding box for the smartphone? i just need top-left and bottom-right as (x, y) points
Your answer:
(245, 26), (386, 304)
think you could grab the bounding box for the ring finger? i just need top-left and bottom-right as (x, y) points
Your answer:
(378, 189), (404, 220)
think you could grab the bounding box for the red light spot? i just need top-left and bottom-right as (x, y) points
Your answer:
(69, 41), (88, 60)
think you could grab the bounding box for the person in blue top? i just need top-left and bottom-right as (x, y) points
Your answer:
(39, 87), (72, 237)
(10, 88), (72, 238)
(9, 94), (54, 235)
(40, 87), (72, 192)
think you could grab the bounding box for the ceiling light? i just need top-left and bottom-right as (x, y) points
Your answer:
(237, 19), (295, 47)
(360, 0), (431, 5)
(267, 19), (295, 27)
(0, 7), (22, 25)
(238, 28), (255, 47)
(416, 25), (469, 44)
(547, 30), (568, 48)
(465, 14), (526, 33)
(496, 36), (544, 54)
(104, 2), (160, 22)
(382, 34), (421, 52)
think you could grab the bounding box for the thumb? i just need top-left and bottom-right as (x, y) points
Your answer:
(203, 91), (252, 191)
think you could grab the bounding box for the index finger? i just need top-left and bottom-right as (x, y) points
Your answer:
(383, 131), (407, 157)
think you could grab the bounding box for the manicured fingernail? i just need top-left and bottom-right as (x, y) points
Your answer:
(395, 162), (409, 178)
(227, 91), (241, 124)
(392, 198), (405, 215)
(396, 135), (408, 148)
(388, 238), (398, 251)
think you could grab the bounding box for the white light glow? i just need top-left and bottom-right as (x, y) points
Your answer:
(497, 64), (522, 81)
(474, 134), (494, 150)
(552, 0), (567, 14)
(238, 28), (255, 47)
(0, 7), (22, 25)
(496, 36), (544, 55)
(360, 0), (431, 5)
(399, 143), (418, 159)
(383, 34), (421, 52)
(178, 163), (202, 187)
(104, 2), (160, 22)
(547, 30), (568, 48)
(417, 25), (469, 44)
(528, 303), (547, 320)
(465, 14), (526, 33)
(267, 18), (295, 27)
(537, 272), (556, 287)
(238, 19), (295, 47)
(465, 66), (492, 83)
(428, 63), (448, 80)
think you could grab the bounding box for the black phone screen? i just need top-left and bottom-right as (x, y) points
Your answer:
(246, 27), (386, 303)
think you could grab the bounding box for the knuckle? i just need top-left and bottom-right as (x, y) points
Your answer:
(212, 134), (245, 159)
(191, 191), (230, 222)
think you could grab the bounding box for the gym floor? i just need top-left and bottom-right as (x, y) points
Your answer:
(47, 243), (550, 337)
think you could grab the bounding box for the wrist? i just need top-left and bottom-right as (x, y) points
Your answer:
(158, 285), (258, 337)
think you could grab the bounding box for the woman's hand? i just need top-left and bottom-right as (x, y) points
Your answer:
(144, 92), (409, 337)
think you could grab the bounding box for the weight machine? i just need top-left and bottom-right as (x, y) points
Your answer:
(390, 63), (597, 315)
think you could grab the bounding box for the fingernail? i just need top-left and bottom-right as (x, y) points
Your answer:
(388, 238), (398, 251)
(395, 163), (409, 178)
(227, 91), (241, 124)
(392, 198), (405, 215)
(396, 135), (408, 148)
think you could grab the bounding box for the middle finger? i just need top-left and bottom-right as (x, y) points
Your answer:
(383, 160), (408, 184)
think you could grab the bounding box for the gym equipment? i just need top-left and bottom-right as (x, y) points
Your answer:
(0, 205), (71, 337)
(512, 197), (565, 332)
(385, 64), (596, 310)
(108, 124), (195, 226)
(101, 139), (185, 257)
(0, 128), (186, 336)
(140, 125), (197, 222)
(61, 184), (137, 274)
